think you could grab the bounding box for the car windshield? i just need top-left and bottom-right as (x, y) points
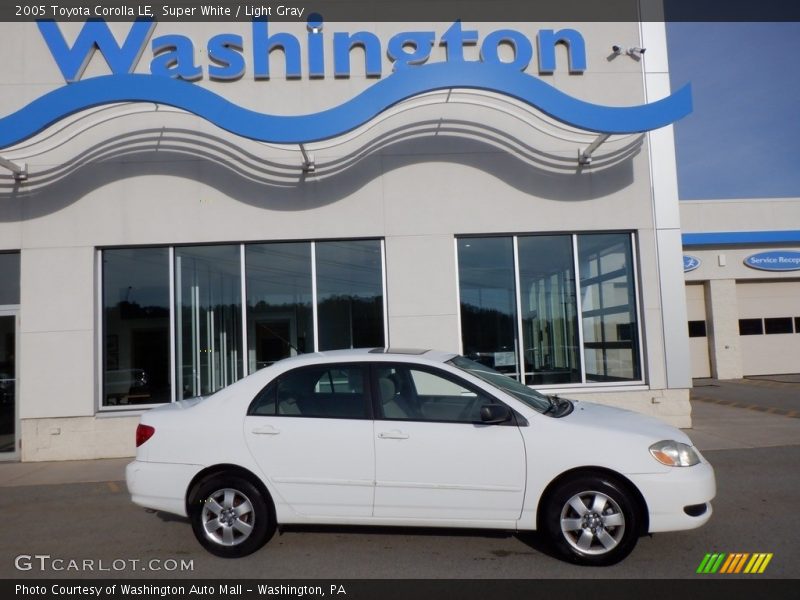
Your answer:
(446, 356), (552, 413)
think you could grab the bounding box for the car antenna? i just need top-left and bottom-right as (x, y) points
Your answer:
(257, 322), (303, 355)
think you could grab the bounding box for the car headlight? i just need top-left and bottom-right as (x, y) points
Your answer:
(649, 440), (700, 467)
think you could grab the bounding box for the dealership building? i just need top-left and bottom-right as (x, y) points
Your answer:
(0, 16), (797, 462)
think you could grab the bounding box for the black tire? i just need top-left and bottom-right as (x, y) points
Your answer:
(188, 474), (275, 558)
(542, 475), (640, 566)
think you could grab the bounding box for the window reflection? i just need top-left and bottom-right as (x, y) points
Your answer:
(578, 234), (641, 382)
(0, 253), (20, 305)
(176, 245), (243, 399)
(0, 316), (15, 452)
(457, 233), (642, 385)
(457, 238), (518, 376)
(100, 239), (387, 407)
(246, 243), (313, 370)
(103, 248), (171, 406)
(316, 240), (384, 351)
(518, 236), (581, 384)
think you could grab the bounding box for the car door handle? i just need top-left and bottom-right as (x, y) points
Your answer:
(378, 430), (409, 440)
(251, 425), (281, 435)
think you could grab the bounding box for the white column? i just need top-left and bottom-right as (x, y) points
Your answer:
(705, 279), (743, 379)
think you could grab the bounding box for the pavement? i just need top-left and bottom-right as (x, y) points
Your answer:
(0, 376), (797, 487)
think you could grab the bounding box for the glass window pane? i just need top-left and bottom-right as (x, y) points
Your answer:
(764, 317), (792, 335)
(248, 383), (276, 416)
(0, 252), (20, 305)
(0, 315), (15, 452)
(518, 236), (581, 385)
(457, 237), (519, 377)
(578, 234), (641, 382)
(103, 248), (171, 406)
(688, 320), (707, 338)
(276, 365), (368, 419)
(176, 245), (243, 399)
(316, 240), (384, 351)
(376, 364), (494, 423)
(246, 243), (313, 371)
(738, 318), (763, 335)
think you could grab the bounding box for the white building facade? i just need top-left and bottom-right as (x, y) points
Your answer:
(0, 17), (699, 461)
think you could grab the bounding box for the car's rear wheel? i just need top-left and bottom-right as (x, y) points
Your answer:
(188, 474), (274, 558)
(543, 475), (640, 566)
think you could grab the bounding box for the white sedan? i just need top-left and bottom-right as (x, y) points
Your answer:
(126, 348), (715, 565)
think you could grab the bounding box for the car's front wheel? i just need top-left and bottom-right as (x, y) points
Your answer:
(542, 475), (641, 566)
(188, 474), (274, 558)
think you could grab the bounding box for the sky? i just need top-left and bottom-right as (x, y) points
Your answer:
(666, 22), (800, 200)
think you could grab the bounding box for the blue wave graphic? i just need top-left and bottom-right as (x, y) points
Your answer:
(0, 62), (692, 149)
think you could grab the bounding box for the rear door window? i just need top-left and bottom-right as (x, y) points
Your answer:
(269, 364), (370, 419)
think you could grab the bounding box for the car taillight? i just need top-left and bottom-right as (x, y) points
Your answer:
(136, 424), (155, 447)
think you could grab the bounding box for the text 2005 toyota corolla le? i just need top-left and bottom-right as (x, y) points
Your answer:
(126, 348), (715, 565)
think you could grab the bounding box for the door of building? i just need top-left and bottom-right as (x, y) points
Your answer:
(0, 310), (18, 461)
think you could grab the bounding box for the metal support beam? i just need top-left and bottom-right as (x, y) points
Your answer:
(299, 144), (315, 172)
(578, 133), (611, 166)
(0, 156), (27, 181)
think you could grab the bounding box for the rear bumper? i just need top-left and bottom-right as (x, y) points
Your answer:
(629, 460), (716, 533)
(125, 460), (204, 517)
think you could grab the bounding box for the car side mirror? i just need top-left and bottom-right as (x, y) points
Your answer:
(480, 404), (511, 425)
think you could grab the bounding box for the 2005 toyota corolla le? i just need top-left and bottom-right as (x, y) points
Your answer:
(126, 348), (715, 565)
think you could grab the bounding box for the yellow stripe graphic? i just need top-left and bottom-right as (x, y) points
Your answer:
(744, 555), (759, 573)
(745, 553), (768, 573)
(758, 554), (773, 573)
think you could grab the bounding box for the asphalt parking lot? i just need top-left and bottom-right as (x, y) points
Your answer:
(0, 378), (798, 580)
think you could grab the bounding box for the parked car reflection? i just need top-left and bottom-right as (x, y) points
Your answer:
(105, 368), (150, 405)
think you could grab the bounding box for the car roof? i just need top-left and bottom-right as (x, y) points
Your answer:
(274, 347), (458, 366)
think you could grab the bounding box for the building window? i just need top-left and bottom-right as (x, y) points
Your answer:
(316, 240), (385, 351)
(100, 239), (386, 409)
(102, 248), (171, 406)
(764, 317), (793, 335)
(457, 233), (642, 386)
(175, 245), (243, 400)
(0, 252), (20, 305)
(688, 320), (707, 338)
(738, 319), (763, 336)
(518, 236), (580, 385)
(246, 243), (313, 371)
(578, 234), (641, 382)
(796, 317), (800, 333)
(457, 237), (519, 377)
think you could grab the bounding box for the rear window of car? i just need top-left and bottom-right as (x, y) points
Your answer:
(249, 364), (370, 419)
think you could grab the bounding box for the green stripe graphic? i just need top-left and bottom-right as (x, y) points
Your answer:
(699, 553), (727, 574)
(697, 554), (712, 574)
(710, 553), (727, 573)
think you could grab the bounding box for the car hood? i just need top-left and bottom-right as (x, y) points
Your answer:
(563, 400), (693, 446)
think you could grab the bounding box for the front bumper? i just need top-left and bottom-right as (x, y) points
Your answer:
(629, 459), (716, 533)
(125, 460), (204, 517)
